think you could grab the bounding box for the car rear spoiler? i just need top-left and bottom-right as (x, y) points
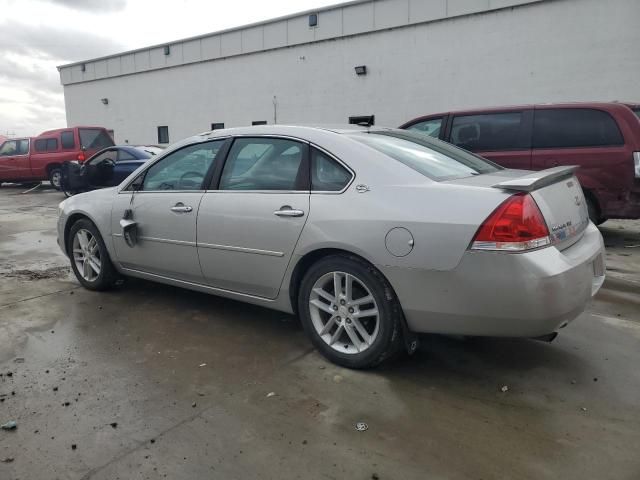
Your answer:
(492, 166), (578, 192)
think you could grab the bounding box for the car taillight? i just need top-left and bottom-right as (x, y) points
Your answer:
(634, 152), (640, 178)
(471, 193), (550, 252)
(77, 152), (85, 162)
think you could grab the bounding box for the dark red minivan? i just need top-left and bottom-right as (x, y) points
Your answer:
(400, 103), (640, 224)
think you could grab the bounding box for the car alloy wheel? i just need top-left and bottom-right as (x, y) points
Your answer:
(308, 271), (380, 354)
(72, 228), (102, 282)
(50, 170), (62, 189)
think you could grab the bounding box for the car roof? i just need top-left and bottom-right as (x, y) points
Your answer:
(198, 124), (395, 138)
(37, 126), (108, 136)
(401, 101), (640, 126)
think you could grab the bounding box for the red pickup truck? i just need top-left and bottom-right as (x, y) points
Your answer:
(0, 127), (114, 189)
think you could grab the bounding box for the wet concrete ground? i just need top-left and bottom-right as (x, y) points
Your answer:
(0, 184), (639, 480)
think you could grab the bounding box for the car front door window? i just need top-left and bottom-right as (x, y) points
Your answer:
(0, 141), (17, 156)
(142, 141), (223, 191)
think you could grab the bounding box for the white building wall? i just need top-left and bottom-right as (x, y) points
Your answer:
(61, 0), (640, 145)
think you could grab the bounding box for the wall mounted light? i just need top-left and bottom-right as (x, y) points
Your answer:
(101, 98), (109, 105)
(164, 45), (171, 55)
(354, 65), (367, 76)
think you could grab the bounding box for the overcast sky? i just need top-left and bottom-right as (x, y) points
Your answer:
(0, 0), (344, 137)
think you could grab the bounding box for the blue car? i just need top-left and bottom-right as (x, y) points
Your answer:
(61, 145), (162, 196)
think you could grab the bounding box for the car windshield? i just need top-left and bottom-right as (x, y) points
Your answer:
(79, 129), (115, 150)
(348, 130), (501, 180)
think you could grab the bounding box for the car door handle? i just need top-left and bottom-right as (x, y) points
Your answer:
(170, 203), (193, 213)
(274, 206), (305, 217)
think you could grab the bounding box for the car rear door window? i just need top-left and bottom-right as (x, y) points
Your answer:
(311, 148), (352, 191)
(405, 118), (443, 138)
(46, 138), (58, 151)
(79, 129), (115, 150)
(34, 139), (47, 152)
(450, 112), (527, 151)
(61, 131), (75, 149)
(219, 138), (307, 191)
(533, 109), (624, 148)
(141, 140), (223, 191)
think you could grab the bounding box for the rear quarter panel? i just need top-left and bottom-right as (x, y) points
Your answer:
(298, 181), (510, 272)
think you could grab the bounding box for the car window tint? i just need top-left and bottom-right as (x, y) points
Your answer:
(450, 112), (526, 151)
(406, 118), (443, 138)
(141, 140), (223, 191)
(34, 139), (47, 152)
(61, 131), (75, 149)
(118, 150), (138, 162)
(349, 131), (500, 181)
(88, 151), (116, 166)
(633, 107), (640, 120)
(0, 141), (18, 156)
(219, 138), (305, 191)
(17, 139), (30, 155)
(533, 109), (624, 148)
(46, 138), (58, 151)
(311, 148), (352, 191)
(79, 129), (114, 150)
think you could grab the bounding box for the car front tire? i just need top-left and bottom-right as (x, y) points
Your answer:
(298, 254), (404, 369)
(67, 218), (119, 291)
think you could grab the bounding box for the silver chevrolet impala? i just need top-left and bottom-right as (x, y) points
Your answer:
(57, 126), (605, 368)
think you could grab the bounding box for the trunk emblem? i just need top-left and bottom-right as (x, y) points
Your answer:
(574, 196), (581, 206)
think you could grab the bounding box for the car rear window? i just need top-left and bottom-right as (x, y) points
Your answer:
(79, 129), (115, 150)
(348, 131), (501, 181)
(533, 108), (624, 148)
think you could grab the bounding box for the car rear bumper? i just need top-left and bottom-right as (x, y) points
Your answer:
(379, 222), (605, 337)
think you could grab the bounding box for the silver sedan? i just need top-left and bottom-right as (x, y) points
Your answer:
(57, 126), (605, 368)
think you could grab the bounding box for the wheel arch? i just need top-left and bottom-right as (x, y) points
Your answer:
(63, 212), (100, 255)
(46, 162), (62, 174)
(288, 247), (395, 316)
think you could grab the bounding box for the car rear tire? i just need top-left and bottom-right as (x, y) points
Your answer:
(67, 218), (119, 291)
(49, 167), (62, 190)
(586, 197), (606, 226)
(297, 254), (404, 369)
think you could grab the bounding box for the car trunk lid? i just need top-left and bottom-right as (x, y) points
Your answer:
(492, 166), (590, 250)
